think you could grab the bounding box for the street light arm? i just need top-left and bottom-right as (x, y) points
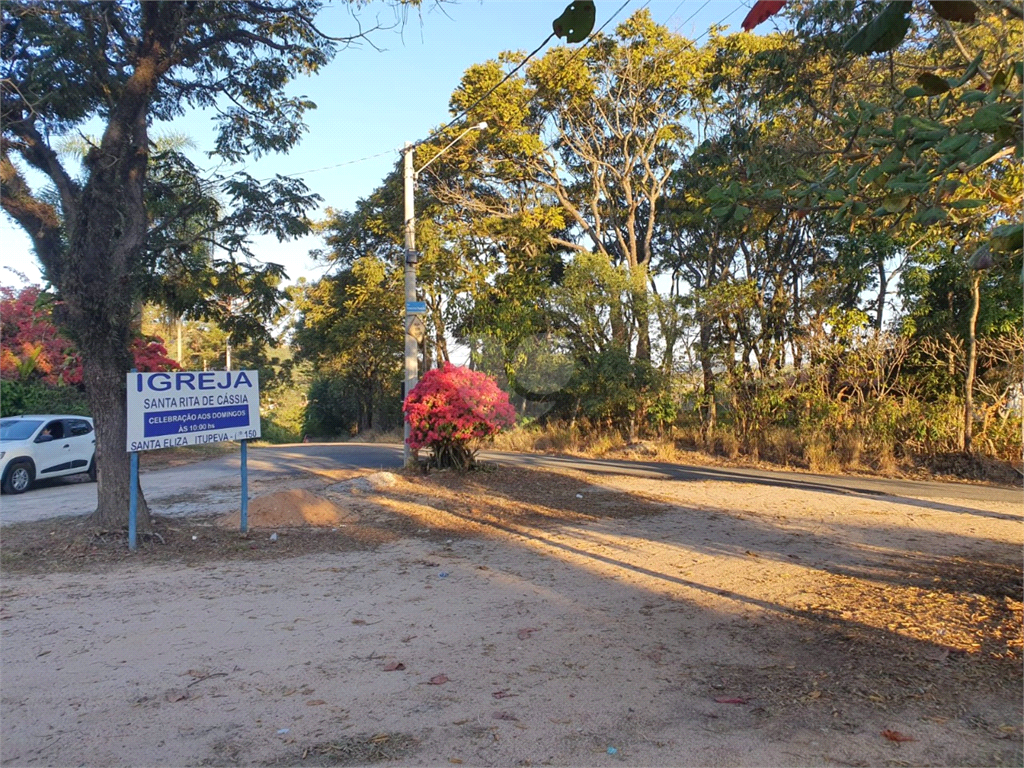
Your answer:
(414, 121), (488, 178)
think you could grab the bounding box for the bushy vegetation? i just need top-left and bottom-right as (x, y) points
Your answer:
(293, 3), (1020, 478)
(0, 379), (90, 419)
(1, 286), (177, 418)
(404, 363), (515, 469)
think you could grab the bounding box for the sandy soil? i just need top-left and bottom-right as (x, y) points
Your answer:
(1, 465), (1021, 767)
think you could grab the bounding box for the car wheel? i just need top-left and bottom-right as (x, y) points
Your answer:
(87, 457), (97, 482)
(2, 460), (34, 494)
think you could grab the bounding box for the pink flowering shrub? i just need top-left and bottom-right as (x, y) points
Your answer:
(404, 362), (516, 469)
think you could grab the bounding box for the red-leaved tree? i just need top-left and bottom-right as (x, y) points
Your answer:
(404, 362), (516, 470)
(1, 285), (179, 386)
(0, 285), (82, 385)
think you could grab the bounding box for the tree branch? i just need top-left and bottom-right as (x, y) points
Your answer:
(0, 155), (65, 278)
(3, 119), (81, 222)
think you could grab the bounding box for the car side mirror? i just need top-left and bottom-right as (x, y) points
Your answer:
(35, 434), (54, 443)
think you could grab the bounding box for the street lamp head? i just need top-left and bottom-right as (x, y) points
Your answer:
(474, 121), (488, 131)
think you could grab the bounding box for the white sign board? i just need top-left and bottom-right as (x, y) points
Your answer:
(126, 370), (260, 452)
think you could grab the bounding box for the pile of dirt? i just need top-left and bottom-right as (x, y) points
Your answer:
(217, 489), (359, 529)
(324, 471), (400, 496)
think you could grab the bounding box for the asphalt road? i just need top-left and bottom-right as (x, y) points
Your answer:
(1, 442), (1019, 526)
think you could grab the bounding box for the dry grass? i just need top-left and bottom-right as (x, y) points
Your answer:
(488, 423), (1022, 485)
(347, 427), (404, 444)
(803, 434), (840, 473)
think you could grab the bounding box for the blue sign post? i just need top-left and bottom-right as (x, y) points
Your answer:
(126, 370), (261, 548)
(240, 440), (249, 533)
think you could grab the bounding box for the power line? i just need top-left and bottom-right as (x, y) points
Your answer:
(435, 0), (638, 141)
(670, 0), (713, 34)
(275, 1), (745, 183)
(284, 146), (401, 178)
(432, 31), (556, 141)
(693, 2), (749, 44)
(266, 1), (642, 184)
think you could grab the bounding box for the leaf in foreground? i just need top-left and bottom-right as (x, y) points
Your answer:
(882, 729), (916, 742)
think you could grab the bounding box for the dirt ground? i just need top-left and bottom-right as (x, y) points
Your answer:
(1, 464), (1021, 767)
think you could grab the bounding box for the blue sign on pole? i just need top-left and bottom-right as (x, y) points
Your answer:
(143, 404), (251, 437)
(126, 370), (260, 539)
(126, 370), (260, 452)
(406, 301), (427, 314)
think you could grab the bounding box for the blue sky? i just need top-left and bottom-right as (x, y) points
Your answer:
(1, 0), (754, 289)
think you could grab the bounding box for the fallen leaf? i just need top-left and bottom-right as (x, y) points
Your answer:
(165, 690), (189, 703)
(492, 690), (513, 699)
(921, 647), (949, 662)
(382, 662), (406, 672)
(351, 619), (367, 625)
(714, 697), (748, 705)
(492, 710), (518, 720)
(882, 729), (916, 743)
(517, 628), (540, 640)
(429, 674), (450, 685)
(449, 760), (464, 765)
(306, 699), (327, 706)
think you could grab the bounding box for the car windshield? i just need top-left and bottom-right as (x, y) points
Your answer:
(0, 419), (44, 442)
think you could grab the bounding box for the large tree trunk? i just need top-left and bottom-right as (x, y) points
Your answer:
(628, 258), (653, 364)
(633, 285), (652, 363)
(698, 319), (717, 433)
(80, 340), (151, 531)
(874, 255), (887, 332)
(963, 274), (981, 454)
(60, 47), (165, 531)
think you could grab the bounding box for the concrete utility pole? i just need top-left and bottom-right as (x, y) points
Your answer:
(401, 123), (487, 467)
(402, 142), (417, 466)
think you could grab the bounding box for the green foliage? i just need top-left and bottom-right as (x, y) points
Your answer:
(292, 254), (404, 437)
(304, 376), (357, 438)
(257, 358), (308, 444)
(567, 347), (668, 439)
(646, 392), (678, 435)
(843, 2), (913, 55)
(1, 0), (392, 522)
(294, 5), (1022, 474)
(803, 4), (1021, 269)
(0, 379), (89, 418)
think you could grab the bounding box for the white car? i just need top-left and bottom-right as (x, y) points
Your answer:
(0, 415), (97, 494)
